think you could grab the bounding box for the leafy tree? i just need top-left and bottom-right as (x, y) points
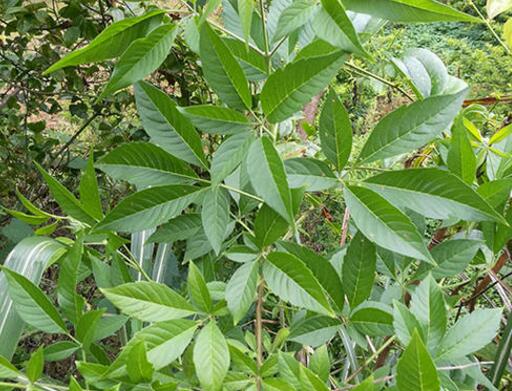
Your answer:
(1, 0), (512, 390)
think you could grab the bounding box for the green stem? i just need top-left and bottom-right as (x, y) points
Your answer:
(258, 0), (271, 72)
(345, 62), (414, 102)
(467, 0), (511, 55)
(255, 271), (265, 391)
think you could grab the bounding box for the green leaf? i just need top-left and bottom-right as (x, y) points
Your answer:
(76, 309), (104, 351)
(238, 0), (254, 45)
(264, 252), (335, 316)
(179, 105), (251, 134)
(95, 185), (203, 233)
(44, 341), (80, 362)
(15, 189), (52, 219)
(2, 208), (49, 225)
(57, 238), (84, 324)
(96, 142), (198, 189)
(193, 321), (231, 391)
(416, 239), (481, 279)
(35, 162), (97, 225)
(80, 153), (103, 220)
(342, 0), (480, 23)
(223, 37), (268, 80)
(448, 118), (476, 184)
(352, 377), (375, 391)
(199, 23), (252, 110)
(0, 356), (20, 379)
(489, 309), (512, 386)
(211, 133), (255, 185)
(108, 319), (198, 376)
(2, 267), (66, 334)
(102, 281), (196, 322)
(358, 89), (468, 163)
(0, 237), (66, 359)
(284, 158), (338, 192)
(288, 316), (341, 347)
(188, 262), (213, 313)
(393, 300), (423, 346)
(261, 48), (345, 123)
(273, 0), (317, 42)
(487, 0), (512, 18)
(127, 340), (154, 383)
(350, 302), (394, 336)
(363, 168), (505, 223)
(319, 90), (352, 171)
(44, 10), (165, 74)
(254, 204), (290, 249)
(135, 81), (207, 168)
(26, 347), (44, 383)
(226, 261), (259, 324)
(396, 330), (440, 391)
(410, 276), (447, 350)
(436, 309), (502, 361)
(247, 137), (294, 223)
(100, 24), (177, 97)
(202, 186), (231, 254)
(344, 185), (433, 263)
(310, 345), (331, 383)
(391, 48), (449, 98)
(342, 231), (376, 308)
(147, 214), (202, 243)
(315, 0), (369, 58)
(279, 241), (344, 311)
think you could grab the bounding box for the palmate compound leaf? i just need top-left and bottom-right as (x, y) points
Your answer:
(247, 137), (294, 223)
(95, 185), (204, 233)
(344, 185), (434, 263)
(261, 46), (346, 123)
(199, 22), (252, 110)
(44, 10), (166, 74)
(342, 0), (480, 23)
(96, 142), (199, 189)
(193, 321), (231, 391)
(100, 24), (178, 98)
(135, 81), (207, 168)
(358, 88), (468, 164)
(396, 330), (440, 391)
(363, 168), (506, 224)
(263, 252), (335, 317)
(102, 281), (196, 322)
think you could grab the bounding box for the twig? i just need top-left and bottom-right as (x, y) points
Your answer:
(345, 62), (414, 102)
(466, 0), (511, 55)
(340, 208), (350, 247)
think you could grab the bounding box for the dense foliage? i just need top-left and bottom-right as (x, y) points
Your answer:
(1, 0), (512, 390)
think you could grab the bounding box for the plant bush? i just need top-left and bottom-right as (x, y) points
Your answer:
(1, 0), (512, 390)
